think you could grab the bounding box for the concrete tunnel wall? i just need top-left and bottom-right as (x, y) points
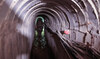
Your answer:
(0, 0), (100, 59)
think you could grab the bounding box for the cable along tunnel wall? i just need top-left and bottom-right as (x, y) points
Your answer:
(0, 0), (100, 59)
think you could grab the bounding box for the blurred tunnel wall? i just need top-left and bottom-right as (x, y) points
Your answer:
(0, 0), (100, 59)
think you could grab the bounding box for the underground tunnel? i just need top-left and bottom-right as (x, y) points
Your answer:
(0, 0), (100, 59)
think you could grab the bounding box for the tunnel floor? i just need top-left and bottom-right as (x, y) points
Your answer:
(30, 41), (55, 59)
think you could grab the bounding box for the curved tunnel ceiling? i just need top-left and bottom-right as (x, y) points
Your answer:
(0, 0), (100, 59)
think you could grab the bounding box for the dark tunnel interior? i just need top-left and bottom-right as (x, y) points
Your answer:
(0, 0), (100, 59)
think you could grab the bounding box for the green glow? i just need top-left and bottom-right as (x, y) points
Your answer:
(35, 16), (45, 25)
(34, 16), (46, 48)
(41, 27), (45, 37)
(35, 30), (38, 36)
(35, 16), (45, 37)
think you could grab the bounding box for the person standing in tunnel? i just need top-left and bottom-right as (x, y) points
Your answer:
(31, 16), (55, 59)
(33, 16), (46, 48)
